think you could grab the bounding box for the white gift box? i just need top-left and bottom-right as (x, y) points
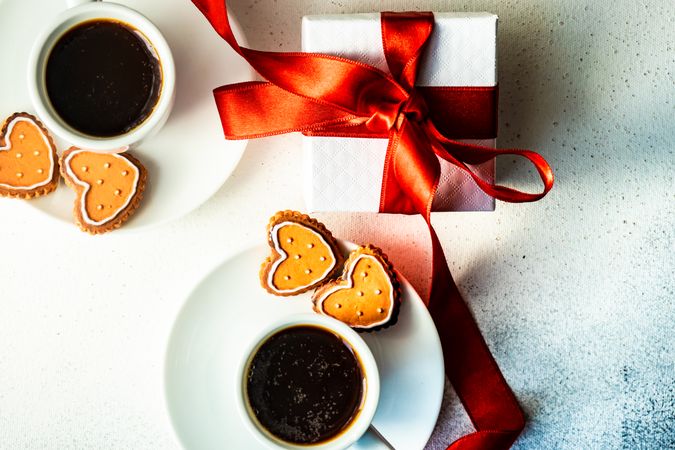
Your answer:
(301, 12), (498, 212)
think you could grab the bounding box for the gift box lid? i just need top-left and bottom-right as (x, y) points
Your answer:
(302, 12), (497, 87)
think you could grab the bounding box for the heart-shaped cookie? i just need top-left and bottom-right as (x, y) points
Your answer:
(313, 245), (400, 330)
(60, 148), (147, 234)
(260, 211), (343, 296)
(0, 113), (58, 199)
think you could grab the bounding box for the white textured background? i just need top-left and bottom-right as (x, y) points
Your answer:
(1, 0), (673, 449)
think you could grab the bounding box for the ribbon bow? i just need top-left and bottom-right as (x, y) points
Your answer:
(192, 1), (554, 448)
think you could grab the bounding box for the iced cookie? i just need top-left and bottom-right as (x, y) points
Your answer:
(60, 148), (147, 234)
(313, 245), (400, 331)
(260, 211), (343, 296)
(0, 113), (58, 199)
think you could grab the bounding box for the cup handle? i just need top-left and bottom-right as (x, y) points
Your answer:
(66, 0), (100, 8)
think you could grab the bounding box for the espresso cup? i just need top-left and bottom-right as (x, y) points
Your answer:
(27, 0), (175, 152)
(236, 314), (380, 450)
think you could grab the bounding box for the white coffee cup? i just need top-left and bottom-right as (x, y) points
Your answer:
(236, 314), (380, 450)
(27, 0), (175, 152)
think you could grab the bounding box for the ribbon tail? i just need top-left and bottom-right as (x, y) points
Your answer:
(384, 121), (526, 449)
(426, 223), (525, 450)
(192, 0), (242, 54)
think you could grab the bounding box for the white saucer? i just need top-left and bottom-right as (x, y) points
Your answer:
(165, 242), (445, 450)
(0, 0), (252, 231)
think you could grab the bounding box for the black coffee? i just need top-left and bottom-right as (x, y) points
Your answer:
(46, 19), (161, 137)
(246, 326), (364, 444)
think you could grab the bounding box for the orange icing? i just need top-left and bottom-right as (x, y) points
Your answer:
(270, 223), (336, 292)
(0, 119), (53, 189)
(65, 151), (139, 224)
(316, 254), (395, 328)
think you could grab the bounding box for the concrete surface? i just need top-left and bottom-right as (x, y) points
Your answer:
(0, 0), (672, 449)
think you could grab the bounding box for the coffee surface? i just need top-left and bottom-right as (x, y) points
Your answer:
(46, 20), (161, 137)
(246, 325), (364, 444)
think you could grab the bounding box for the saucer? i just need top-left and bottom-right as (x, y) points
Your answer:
(165, 242), (445, 449)
(0, 0), (252, 231)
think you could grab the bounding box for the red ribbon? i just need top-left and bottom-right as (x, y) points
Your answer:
(192, 1), (554, 448)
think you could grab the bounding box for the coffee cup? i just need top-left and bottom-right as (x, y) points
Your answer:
(27, 0), (175, 152)
(236, 314), (380, 450)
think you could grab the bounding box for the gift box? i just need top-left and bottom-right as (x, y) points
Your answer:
(301, 13), (498, 212)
